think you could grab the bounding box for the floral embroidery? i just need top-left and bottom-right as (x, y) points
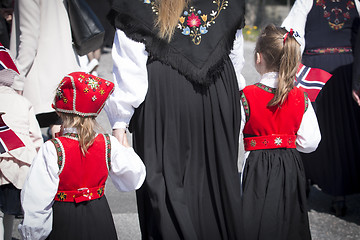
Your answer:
(263, 139), (269, 146)
(63, 133), (79, 140)
(57, 192), (67, 201)
(255, 83), (276, 94)
(84, 87), (89, 93)
(240, 91), (250, 122)
(316, 0), (355, 30)
(250, 139), (256, 147)
(92, 95), (97, 102)
(288, 138), (293, 145)
(304, 92), (309, 113)
(99, 89), (105, 95)
(144, 0), (228, 45)
(87, 77), (100, 90)
(187, 12), (201, 27)
(274, 137), (282, 146)
(104, 134), (111, 170)
(97, 186), (104, 196)
(56, 81), (66, 99)
(50, 138), (65, 174)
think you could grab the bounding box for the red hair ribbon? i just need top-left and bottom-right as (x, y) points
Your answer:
(283, 28), (294, 44)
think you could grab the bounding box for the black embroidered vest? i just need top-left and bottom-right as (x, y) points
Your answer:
(109, 0), (245, 85)
(304, 0), (359, 50)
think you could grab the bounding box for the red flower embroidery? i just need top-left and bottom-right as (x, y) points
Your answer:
(187, 13), (201, 27)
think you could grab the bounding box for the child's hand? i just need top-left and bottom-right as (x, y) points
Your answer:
(15, 89), (23, 95)
(112, 128), (130, 147)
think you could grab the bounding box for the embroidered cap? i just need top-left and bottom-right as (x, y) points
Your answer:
(52, 72), (114, 117)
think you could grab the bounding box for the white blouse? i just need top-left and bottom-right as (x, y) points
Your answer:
(105, 29), (246, 130)
(281, 0), (360, 53)
(240, 72), (321, 166)
(19, 128), (146, 240)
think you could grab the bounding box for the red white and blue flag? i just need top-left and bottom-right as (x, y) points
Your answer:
(0, 45), (19, 74)
(295, 63), (332, 102)
(0, 113), (25, 154)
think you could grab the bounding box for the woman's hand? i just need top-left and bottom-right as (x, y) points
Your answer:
(112, 128), (130, 147)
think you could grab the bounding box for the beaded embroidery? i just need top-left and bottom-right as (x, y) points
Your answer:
(304, 47), (352, 55)
(50, 138), (65, 174)
(304, 92), (309, 113)
(144, 0), (229, 45)
(97, 186), (105, 197)
(104, 134), (111, 171)
(57, 192), (67, 201)
(274, 137), (283, 146)
(240, 91), (250, 122)
(255, 83), (276, 94)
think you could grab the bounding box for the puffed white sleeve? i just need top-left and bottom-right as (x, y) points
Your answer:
(296, 100), (321, 153)
(108, 135), (146, 191)
(281, 0), (313, 53)
(19, 141), (60, 240)
(230, 29), (246, 90)
(105, 29), (149, 129)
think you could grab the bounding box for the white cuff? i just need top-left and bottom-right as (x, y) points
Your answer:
(112, 121), (129, 130)
(12, 74), (25, 91)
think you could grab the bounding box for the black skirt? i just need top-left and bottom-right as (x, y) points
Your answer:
(0, 183), (22, 215)
(301, 52), (360, 196)
(241, 149), (311, 240)
(130, 57), (242, 240)
(46, 195), (117, 240)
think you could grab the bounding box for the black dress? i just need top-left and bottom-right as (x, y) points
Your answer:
(46, 196), (117, 240)
(301, 0), (360, 196)
(240, 85), (311, 240)
(109, 0), (245, 239)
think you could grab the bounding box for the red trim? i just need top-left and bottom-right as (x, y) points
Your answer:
(55, 185), (105, 203)
(244, 134), (296, 151)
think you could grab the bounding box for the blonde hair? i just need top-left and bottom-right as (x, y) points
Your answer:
(58, 112), (98, 156)
(154, 0), (190, 42)
(255, 24), (301, 107)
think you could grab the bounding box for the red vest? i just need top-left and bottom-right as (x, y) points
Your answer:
(50, 133), (111, 203)
(241, 83), (308, 151)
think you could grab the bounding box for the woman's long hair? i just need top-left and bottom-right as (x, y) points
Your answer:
(58, 112), (97, 156)
(255, 24), (301, 107)
(154, 0), (190, 42)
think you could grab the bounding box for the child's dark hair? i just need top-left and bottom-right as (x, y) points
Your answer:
(255, 24), (301, 106)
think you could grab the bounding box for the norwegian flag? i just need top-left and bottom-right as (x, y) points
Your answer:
(295, 63), (332, 102)
(0, 113), (25, 154)
(0, 45), (19, 74)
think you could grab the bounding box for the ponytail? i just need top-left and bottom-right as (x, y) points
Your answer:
(255, 24), (301, 107)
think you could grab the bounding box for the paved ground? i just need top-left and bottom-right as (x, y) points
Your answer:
(10, 42), (360, 239)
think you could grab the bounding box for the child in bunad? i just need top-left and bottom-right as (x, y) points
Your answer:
(239, 24), (321, 240)
(0, 44), (43, 240)
(19, 72), (146, 240)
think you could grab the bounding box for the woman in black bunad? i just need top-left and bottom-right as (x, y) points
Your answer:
(105, 0), (246, 239)
(282, 0), (360, 216)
